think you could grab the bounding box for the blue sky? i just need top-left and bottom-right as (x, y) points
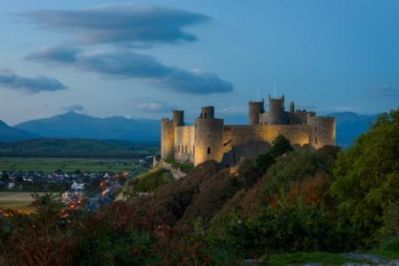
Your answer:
(0, 0), (398, 124)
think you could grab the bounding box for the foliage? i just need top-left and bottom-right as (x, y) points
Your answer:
(267, 252), (366, 266)
(256, 134), (293, 172)
(331, 109), (399, 244)
(165, 159), (194, 173)
(124, 169), (174, 195)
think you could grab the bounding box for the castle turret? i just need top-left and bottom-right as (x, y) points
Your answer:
(161, 118), (175, 160)
(194, 106), (224, 166)
(267, 95), (289, 124)
(173, 110), (184, 126)
(200, 106), (215, 119)
(290, 101), (295, 113)
(248, 100), (265, 125)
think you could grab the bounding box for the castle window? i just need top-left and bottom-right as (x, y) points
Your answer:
(207, 147), (211, 154)
(315, 127), (318, 132)
(315, 137), (318, 144)
(193, 146), (195, 155)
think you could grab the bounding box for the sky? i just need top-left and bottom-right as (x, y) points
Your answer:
(0, 0), (398, 125)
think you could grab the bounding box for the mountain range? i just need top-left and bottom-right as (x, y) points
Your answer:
(0, 111), (378, 147)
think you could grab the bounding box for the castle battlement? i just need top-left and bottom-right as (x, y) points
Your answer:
(161, 96), (336, 166)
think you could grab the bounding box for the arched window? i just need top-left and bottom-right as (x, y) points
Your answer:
(207, 147), (211, 154)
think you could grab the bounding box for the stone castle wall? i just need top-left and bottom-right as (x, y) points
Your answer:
(174, 125), (195, 162)
(307, 115), (336, 148)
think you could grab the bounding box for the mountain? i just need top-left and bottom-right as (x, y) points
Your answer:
(0, 120), (39, 142)
(329, 112), (378, 147)
(15, 111), (160, 142)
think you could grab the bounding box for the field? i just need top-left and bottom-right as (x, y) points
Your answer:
(0, 157), (140, 173)
(0, 192), (39, 213)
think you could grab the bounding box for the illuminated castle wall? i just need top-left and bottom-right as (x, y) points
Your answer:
(161, 96), (336, 166)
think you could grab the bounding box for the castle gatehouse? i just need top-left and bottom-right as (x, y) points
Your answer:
(161, 95), (336, 166)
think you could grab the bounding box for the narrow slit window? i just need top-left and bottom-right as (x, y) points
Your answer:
(207, 147), (211, 154)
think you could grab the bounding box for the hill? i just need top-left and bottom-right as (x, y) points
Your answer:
(0, 120), (39, 142)
(15, 111), (160, 142)
(329, 112), (377, 147)
(0, 138), (159, 158)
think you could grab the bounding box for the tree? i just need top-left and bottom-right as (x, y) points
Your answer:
(256, 135), (293, 172)
(331, 109), (399, 244)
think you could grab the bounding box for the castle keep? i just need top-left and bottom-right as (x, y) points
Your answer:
(161, 96), (336, 166)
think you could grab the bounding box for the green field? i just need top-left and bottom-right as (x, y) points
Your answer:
(0, 157), (140, 173)
(0, 192), (39, 213)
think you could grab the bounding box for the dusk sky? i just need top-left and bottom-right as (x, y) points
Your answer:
(0, 0), (398, 124)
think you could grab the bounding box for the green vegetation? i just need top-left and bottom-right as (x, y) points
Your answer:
(165, 159), (194, 173)
(0, 192), (43, 213)
(0, 138), (159, 158)
(0, 109), (399, 265)
(0, 157), (139, 173)
(267, 252), (366, 266)
(123, 169), (174, 196)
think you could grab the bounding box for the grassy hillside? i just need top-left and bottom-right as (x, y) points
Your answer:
(0, 138), (159, 158)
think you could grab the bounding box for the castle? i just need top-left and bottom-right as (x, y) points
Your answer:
(161, 95), (336, 166)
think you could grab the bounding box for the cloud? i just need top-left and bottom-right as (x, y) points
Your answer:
(62, 104), (85, 113)
(25, 4), (210, 45)
(0, 69), (66, 93)
(26, 47), (233, 94)
(136, 100), (174, 113)
(371, 85), (399, 102)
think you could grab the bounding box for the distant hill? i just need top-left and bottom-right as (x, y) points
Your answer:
(0, 138), (159, 158)
(0, 120), (39, 142)
(329, 112), (378, 147)
(15, 111), (160, 142)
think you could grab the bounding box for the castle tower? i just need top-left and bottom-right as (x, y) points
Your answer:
(199, 106), (215, 119)
(248, 100), (265, 125)
(194, 106), (224, 166)
(267, 95), (289, 124)
(161, 118), (175, 161)
(173, 110), (184, 126)
(307, 115), (336, 148)
(290, 101), (295, 113)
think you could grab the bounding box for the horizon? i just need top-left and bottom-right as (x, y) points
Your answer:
(1, 0), (398, 125)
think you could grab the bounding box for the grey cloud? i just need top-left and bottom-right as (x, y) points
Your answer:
(25, 4), (210, 45)
(62, 104), (85, 112)
(136, 100), (174, 113)
(0, 70), (66, 93)
(26, 47), (233, 94)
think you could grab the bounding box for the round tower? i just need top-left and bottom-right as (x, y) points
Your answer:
(194, 106), (223, 166)
(248, 100), (265, 125)
(200, 106), (215, 119)
(161, 119), (175, 160)
(172, 110), (184, 126)
(267, 95), (289, 124)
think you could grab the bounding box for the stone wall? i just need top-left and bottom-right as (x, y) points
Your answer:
(174, 125), (195, 162)
(307, 115), (336, 148)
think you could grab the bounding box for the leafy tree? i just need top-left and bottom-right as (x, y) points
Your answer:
(256, 135), (293, 172)
(331, 109), (399, 244)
